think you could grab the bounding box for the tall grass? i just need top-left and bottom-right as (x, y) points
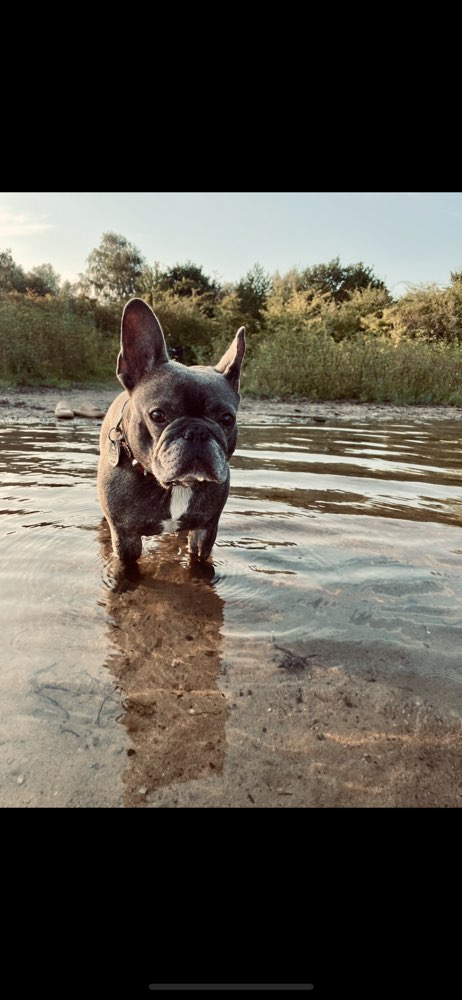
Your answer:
(236, 283), (462, 404)
(0, 294), (114, 384)
(245, 327), (462, 404)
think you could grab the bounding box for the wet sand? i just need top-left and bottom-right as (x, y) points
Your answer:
(104, 552), (462, 809)
(1, 387), (462, 807)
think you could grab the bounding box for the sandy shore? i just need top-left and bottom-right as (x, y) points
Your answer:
(1, 384), (462, 426)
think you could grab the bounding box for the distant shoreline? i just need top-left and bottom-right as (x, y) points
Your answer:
(1, 386), (462, 427)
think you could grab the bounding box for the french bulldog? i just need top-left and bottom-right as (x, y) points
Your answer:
(97, 298), (245, 564)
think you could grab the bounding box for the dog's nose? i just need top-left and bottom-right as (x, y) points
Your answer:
(182, 427), (209, 443)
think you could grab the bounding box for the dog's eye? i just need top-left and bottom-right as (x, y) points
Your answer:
(220, 413), (235, 428)
(150, 409), (167, 423)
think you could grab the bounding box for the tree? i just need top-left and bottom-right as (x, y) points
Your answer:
(79, 232), (146, 303)
(24, 263), (60, 296)
(300, 257), (389, 303)
(0, 248), (27, 292)
(234, 263), (271, 323)
(151, 261), (222, 318)
(155, 260), (219, 299)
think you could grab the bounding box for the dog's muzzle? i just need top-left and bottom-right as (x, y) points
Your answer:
(154, 417), (229, 484)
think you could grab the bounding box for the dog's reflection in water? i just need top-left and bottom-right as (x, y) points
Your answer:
(98, 521), (227, 805)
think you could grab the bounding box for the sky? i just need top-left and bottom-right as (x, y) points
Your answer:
(1, 191), (462, 295)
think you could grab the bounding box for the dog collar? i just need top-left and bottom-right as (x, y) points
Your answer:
(122, 440), (153, 477)
(108, 402), (155, 478)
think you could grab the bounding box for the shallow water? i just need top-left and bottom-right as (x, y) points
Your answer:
(1, 402), (462, 806)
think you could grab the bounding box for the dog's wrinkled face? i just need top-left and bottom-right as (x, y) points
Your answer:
(123, 366), (240, 486)
(116, 299), (245, 488)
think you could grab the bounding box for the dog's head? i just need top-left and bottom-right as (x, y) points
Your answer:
(116, 298), (245, 487)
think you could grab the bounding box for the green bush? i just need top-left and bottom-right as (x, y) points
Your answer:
(389, 281), (462, 343)
(0, 293), (110, 383)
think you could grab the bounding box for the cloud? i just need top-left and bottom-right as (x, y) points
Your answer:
(0, 208), (57, 237)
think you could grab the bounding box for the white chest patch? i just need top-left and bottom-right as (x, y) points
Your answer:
(162, 485), (192, 534)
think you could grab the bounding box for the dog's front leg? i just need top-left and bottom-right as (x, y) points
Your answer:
(108, 521), (143, 564)
(188, 522), (219, 561)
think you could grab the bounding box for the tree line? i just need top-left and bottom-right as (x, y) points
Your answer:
(1, 232), (462, 402)
(2, 234), (388, 329)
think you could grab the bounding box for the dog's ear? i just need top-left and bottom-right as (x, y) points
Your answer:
(117, 299), (169, 390)
(214, 327), (246, 390)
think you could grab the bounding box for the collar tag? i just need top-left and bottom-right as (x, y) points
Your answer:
(108, 438), (121, 468)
